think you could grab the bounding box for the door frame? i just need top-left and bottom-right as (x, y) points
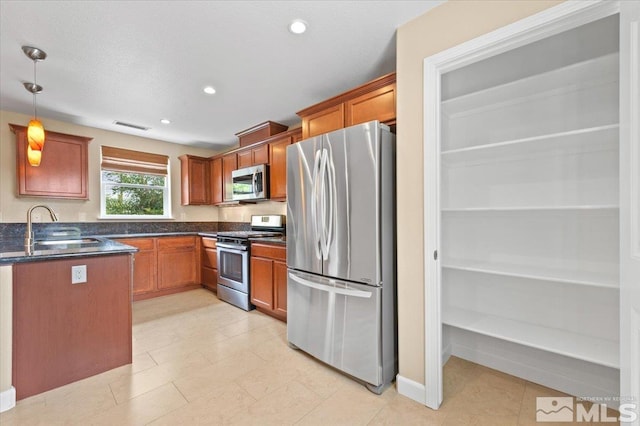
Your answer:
(422, 0), (621, 410)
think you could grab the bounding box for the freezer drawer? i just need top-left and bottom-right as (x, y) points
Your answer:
(287, 269), (382, 386)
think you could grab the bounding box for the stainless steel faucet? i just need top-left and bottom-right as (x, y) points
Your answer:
(25, 205), (59, 254)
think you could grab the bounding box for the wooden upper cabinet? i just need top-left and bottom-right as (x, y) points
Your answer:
(222, 153), (237, 202)
(268, 129), (301, 200)
(237, 144), (269, 168)
(346, 82), (396, 127)
(210, 157), (223, 205)
(179, 155), (210, 205)
(252, 144), (269, 165)
(297, 72), (396, 139)
(237, 150), (252, 168)
(302, 103), (345, 139)
(10, 124), (92, 199)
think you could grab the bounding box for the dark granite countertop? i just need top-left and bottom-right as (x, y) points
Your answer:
(249, 236), (287, 246)
(0, 237), (138, 265)
(108, 232), (212, 239)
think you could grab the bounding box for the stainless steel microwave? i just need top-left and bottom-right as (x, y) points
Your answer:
(231, 164), (268, 201)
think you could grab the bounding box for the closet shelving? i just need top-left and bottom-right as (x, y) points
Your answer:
(439, 15), (620, 375)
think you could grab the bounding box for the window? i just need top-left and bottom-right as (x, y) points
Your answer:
(100, 146), (171, 219)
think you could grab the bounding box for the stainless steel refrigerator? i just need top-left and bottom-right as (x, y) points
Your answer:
(286, 120), (396, 394)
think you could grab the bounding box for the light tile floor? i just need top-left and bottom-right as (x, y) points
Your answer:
(0, 289), (619, 425)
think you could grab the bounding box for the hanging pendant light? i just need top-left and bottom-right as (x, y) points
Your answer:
(22, 46), (47, 167)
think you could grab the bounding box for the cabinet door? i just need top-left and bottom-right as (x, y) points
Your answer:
(268, 136), (292, 200)
(222, 153), (237, 201)
(114, 238), (157, 295)
(250, 256), (273, 310)
(202, 247), (217, 269)
(302, 104), (345, 139)
(179, 156), (210, 205)
(202, 267), (218, 291)
(10, 124), (92, 199)
(273, 260), (288, 320)
(157, 237), (198, 289)
(252, 144), (269, 165)
(210, 157), (223, 205)
(345, 83), (396, 127)
(237, 149), (252, 168)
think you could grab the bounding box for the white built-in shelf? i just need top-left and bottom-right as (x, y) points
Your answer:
(441, 124), (619, 165)
(442, 307), (620, 369)
(441, 205), (619, 212)
(442, 260), (619, 289)
(441, 53), (619, 116)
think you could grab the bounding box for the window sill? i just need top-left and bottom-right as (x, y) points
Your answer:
(97, 215), (175, 221)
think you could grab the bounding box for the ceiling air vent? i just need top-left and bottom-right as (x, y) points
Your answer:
(113, 121), (150, 131)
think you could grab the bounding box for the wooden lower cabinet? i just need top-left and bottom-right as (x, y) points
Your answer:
(13, 254), (132, 400)
(201, 237), (218, 291)
(116, 237), (156, 296)
(158, 237), (199, 289)
(250, 242), (287, 321)
(114, 236), (201, 300)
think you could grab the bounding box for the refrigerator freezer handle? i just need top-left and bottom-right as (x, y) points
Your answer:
(311, 150), (323, 260)
(288, 272), (372, 298)
(325, 149), (335, 255)
(319, 148), (330, 261)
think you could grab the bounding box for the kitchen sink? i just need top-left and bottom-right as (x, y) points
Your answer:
(34, 238), (103, 246)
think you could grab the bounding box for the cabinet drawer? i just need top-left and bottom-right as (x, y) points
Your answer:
(251, 243), (286, 261)
(158, 236), (196, 249)
(202, 247), (217, 268)
(114, 237), (156, 251)
(201, 237), (217, 249)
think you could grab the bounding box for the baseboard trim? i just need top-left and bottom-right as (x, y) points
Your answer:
(396, 374), (426, 405)
(0, 386), (16, 413)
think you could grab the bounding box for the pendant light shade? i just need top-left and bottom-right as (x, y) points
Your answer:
(27, 144), (42, 167)
(22, 46), (47, 167)
(28, 119), (45, 150)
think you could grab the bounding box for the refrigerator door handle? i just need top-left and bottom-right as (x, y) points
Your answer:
(288, 272), (372, 298)
(311, 149), (323, 260)
(319, 148), (330, 261)
(325, 148), (335, 255)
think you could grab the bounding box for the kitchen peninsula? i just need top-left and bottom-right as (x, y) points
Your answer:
(0, 237), (137, 400)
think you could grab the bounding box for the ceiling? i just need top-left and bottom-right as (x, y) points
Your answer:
(0, 1), (442, 151)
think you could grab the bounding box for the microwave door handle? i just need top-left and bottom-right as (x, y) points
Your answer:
(252, 171), (258, 196)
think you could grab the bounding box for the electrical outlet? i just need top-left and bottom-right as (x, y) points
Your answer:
(71, 265), (87, 284)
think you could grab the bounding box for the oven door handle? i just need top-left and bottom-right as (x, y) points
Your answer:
(216, 242), (248, 252)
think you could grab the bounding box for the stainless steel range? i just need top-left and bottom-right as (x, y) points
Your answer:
(216, 215), (284, 311)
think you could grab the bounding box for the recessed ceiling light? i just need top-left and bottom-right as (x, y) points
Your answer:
(203, 86), (216, 95)
(289, 19), (307, 35)
(160, 119), (171, 124)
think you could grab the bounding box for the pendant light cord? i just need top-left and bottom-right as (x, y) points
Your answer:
(33, 60), (38, 120)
